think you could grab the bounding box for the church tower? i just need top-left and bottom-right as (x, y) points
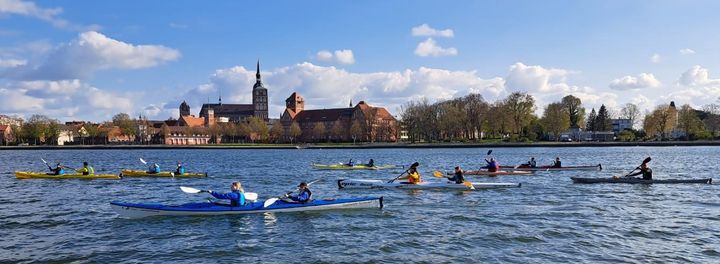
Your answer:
(252, 60), (269, 121)
(286, 92), (304, 113)
(179, 101), (190, 116)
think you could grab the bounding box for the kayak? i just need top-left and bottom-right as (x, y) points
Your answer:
(120, 169), (207, 177)
(311, 164), (401, 170)
(571, 177), (712, 184)
(15, 171), (121, 180)
(110, 197), (383, 218)
(500, 164), (602, 171)
(337, 179), (521, 190)
(448, 170), (533, 176)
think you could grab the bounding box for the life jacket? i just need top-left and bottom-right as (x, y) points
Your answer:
(408, 172), (421, 184)
(300, 189), (312, 203)
(56, 168), (65, 175)
(176, 166), (185, 174)
(81, 167), (89, 175)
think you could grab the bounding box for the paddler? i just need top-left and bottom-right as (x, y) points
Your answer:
(175, 161), (185, 174)
(447, 166), (465, 184)
(552, 157), (562, 168)
(627, 160), (652, 180)
(147, 163), (160, 174)
(208, 182), (246, 207)
(366, 159), (375, 167)
(49, 163), (65, 175)
(345, 159), (354, 167)
(527, 157), (537, 168)
(399, 164), (421, 184)
(283, 182), (312, 203)
(482, 158), (500, 172)
(76, 162), (94, 175)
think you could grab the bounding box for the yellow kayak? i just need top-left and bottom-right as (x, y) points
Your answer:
(15, 171), (121, 180)
(120, 169), (207, 177)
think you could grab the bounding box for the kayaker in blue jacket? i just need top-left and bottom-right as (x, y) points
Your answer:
(147, 163), (160, 174)
(175, 161), (185, 174)
(208, 182), (246, 207)
(284, 182), (312, 203)
(447, 166), (465, 184)
(49, 163), (65, 175)
(526, 157), (537, 168)
(482, 158), (499, 172)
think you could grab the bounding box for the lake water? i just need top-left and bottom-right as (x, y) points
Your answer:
(1, 146), (719, 263)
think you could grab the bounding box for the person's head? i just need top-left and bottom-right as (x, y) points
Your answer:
(531, 157), (535, 161)
(298, 182), (308, 190)
(556, 157), (560, 161)
(490, 158), (495, 162)
(83, 161), (88, 167)
(369, 159), (374, 162)
(231, 182), (244, 192)
(454, 166), (461, 171)
(640, 162), (649, 169)
(177, 161), (182, 165)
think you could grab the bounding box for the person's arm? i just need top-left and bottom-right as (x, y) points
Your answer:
(291, 191), (309, 202)
(210, 191), (238, 201)
(627, 171), (642, 177)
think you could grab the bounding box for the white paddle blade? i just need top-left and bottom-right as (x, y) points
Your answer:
(41, 158), (47, 164)
(263, 198), (279, 208)
(139, 158), (147, 164)
(244, 192), (258, 201)
(180, 186), (202, 193)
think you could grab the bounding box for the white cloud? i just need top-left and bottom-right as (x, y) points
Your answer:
(0, 58), (26, 67)
(2, 31), (180, 81)
(414, 38), (457, 57)
(0, 0), (100, 31)
(505, 62), (573, 93)
(609, 73), (661, 90)
(411, 24), (454, 38)
(315, 49), (355, 65)
(679, 48), (695, 55)
(0, 79), (137, 121)
(678, 65), (720, 87)
(650, 53), (660, 63)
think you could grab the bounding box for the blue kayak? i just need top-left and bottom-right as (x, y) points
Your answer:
(110, 197), (383, 218)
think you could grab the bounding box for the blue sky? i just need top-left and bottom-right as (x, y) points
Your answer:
(2, 0), (720, 121)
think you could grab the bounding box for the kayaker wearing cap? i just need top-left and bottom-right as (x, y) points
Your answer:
(284, 182), (312, 203)
(628, 161), (652, 180)
(399, 165), (421, 184)
(552, 157), (562, 168)
(147, 163), (160, 174)
(447, 166), (465, 184)
(345, 159), (354, 167)
(49, 163), (65, 175)
(482, 158), (500, 172)
(175, 161), (185, 175)
(527, 157), (537, 168)
(208, 182), (246, 207)
(76, 162), (94, 175)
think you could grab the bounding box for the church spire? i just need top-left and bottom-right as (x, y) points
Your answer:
(256, 60), (261, 82)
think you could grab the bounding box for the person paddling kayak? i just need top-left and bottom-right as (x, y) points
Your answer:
(48, 163), (65, 175)
(175, 161), (185, 174)
(482, 158), (500, 172)
(76, 162), (94, 175)
(208, 182), (246, 207)
(627, 160), (652, 180)
(147, 163), (160, 174)
(366, 159), (375, 167)
(283, 182), (312, 203)
(345, 159), (354, 167)
(552, 157), (562, 168)
(399, 164), (422, 184)
(447, 166), (465, 184)
(526, 157), (537, 168)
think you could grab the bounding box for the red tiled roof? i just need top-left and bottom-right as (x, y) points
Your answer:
(179, 115), (205, 127)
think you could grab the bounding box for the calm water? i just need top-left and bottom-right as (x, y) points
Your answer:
(1, 147), (719, 263)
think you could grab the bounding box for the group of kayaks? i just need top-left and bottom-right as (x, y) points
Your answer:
(14, 169), (207, 180)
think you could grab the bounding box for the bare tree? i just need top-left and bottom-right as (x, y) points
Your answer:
(621, 103), (641, 129)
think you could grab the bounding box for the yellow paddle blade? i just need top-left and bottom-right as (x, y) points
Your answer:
(463, 181), (476, 190)
(433, 171), (444, 178)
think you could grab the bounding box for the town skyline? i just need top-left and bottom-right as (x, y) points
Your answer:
(2, 1), (720, 122)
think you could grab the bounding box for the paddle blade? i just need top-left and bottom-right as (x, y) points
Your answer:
(642, 157), (651, 164)
(180, 186), (202, 193)
(433, 171), (443, 178)
(487, 150), (492, 155)
(263, 198), (279, 208)
(139, 158), (147, 164)
(244, 192), (258, 201)
(513, 164), (521, 169)
(464, 181), (476, 190)
(41, 158), (47, 164)
(410, 162), (419, 168)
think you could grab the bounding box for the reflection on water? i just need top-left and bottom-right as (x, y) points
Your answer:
(1, 146), (719, 262)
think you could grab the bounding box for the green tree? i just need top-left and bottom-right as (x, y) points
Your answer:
(677, 104), (703, 140)
(289, 121), (302, 144)
(503, 92), (536, 136)
(596, 105), (612, 131)
(247, 116), (268, 142)
(112, 113), (136, 142)
(586, 108), (597, 132)
(541, 102), (570, 141)
(643, 104), (676, 140)
(561, 95), (585, 129)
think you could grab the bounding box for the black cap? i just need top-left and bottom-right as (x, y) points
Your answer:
(298, 182), (308, 187)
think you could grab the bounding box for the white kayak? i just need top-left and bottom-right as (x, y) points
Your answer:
(337, 179), (521, 190)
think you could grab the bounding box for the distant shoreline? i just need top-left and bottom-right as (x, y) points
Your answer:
(2, 141), (720, 150)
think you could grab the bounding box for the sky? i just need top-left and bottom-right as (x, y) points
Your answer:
(2, 0), (720, 122)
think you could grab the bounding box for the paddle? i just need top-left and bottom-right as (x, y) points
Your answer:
(263, 179), (321, 208)
(139, 158), (147, 165)
(40, 158), (53, 171)
(180, 186), (259, 201)
(623, 157), (652, 178)
(388, 162), (419, 183)
(433, 170), (475, 190)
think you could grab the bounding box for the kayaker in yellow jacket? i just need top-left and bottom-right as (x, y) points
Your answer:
(399, 166), (421, 184)
(76, 162), (94, 175)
